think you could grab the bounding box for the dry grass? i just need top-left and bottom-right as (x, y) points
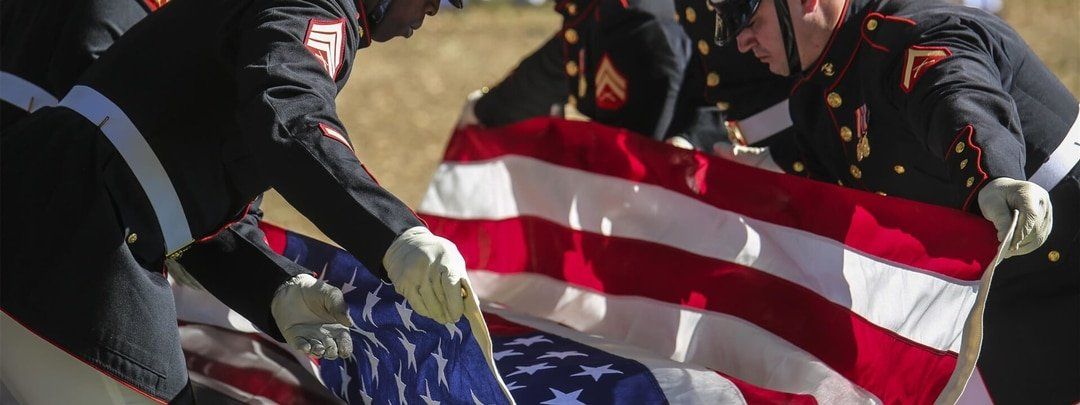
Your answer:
(262, 1), (1079, 243)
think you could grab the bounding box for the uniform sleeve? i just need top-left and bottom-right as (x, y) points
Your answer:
(47, 0), (149, 96)
(890, 18), (1026, 211)
(620, 16), (692, 140)
(233, 0), (422, 280)
(473, 35), (566, 127)
(177, 197), (307, 342)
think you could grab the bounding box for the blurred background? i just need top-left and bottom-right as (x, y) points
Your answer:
(262, 0), (1080, 243)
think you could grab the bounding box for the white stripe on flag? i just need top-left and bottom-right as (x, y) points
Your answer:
(419, 156), (980, 353)
(471, 271), (879, 403)
(481, 305), (751, 405)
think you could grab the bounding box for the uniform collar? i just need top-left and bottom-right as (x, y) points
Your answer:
(791, 0), (875, 93)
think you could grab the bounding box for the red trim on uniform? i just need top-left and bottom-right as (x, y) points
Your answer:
(354, 0), (374, 48)
(0, 309), (169, 404)
(822, 39), (870, 189)
(946, 125), (990, 211)
(197, 200), (254, 244)
(792, 0), (851, 94)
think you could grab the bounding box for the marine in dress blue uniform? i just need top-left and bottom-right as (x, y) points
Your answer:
(0, 0), (165, 130)
(0, 0), (463, 402)
(715, 0), (1079, 401)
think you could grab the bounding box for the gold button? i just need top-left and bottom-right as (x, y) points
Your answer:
(966, 176), (975, 187)
(565, 61), (579, 76)
(1048, 250), (1061, 263)
(793, 161), (805, 173)
(697, 40), (710, 55)
(685, 7), (697, 23)
(850, 165), (862, 179)
(893, 165), (905, 174)
(126, 232), (138, 244)
(960, 159), (969, 170)
(840, 126), (853, 142)
(866, 19), (879, 31)
(481, 86), (490, 94)
(564, 29), (579, 44)
(707, 72), (720, 87)
(567, 2), (577, 15)
(876, 191), (887, 196)
(827, 92), (842, 108)
(821, 62), (836, 77)
(955, 142), (966, 154)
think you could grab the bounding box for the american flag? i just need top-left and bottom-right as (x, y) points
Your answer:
(174, 117), (1007, 404)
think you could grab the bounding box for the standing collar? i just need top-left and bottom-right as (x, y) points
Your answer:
(791, 0), (875, 93)
(355, 0), (374, 48)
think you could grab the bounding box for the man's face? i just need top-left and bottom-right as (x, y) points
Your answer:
(371, 0), (440, 42)
(734, 0), (791, 75)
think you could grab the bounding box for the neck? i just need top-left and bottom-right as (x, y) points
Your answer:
(800, 0), (846, 71)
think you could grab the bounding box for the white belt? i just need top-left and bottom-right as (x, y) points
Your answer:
(731, 99), (792, 145)
(0, 71), (59, 113)
(1029, 105), (1080, 190)
(59, 85), (193, 253)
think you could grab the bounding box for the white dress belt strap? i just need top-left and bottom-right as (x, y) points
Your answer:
(734, 99), (792, 145)
(0, 71), (59, 113)
(1029, 105), (1080, 190)
(59, 85), (194, 254)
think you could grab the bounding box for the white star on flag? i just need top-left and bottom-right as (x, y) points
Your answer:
(420, 380), (440, 405)
(352, 326), (388, 352)
(571, 364), (623, 382)
(492, 349), (523, 361)
(395, 301), (422, 332)
(396, 329), (418, 372)
(506, 362), (557, 377)
(444, 320), (462, 341)
(340, 267), (359, 295)
(505, 381), (526, 392)
(358, 379), (374, 405)
(361, 283), (383, 326)
(395, 362), (408, 405)
(540, 388), (586, 405)
(362, 341), (380, 388)
(505, 335), (553, 347)
(538, 351), (587, 360)
(432, 340), (450, 390)
(339, 363), (351, 402)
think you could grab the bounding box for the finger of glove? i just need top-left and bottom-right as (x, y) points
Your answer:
(1016, 207), (1053, 255)
(317, 331), (340, 360)
(404, 288), (437, 324)
(418, 279), (449, 324)
(427, 266), (453, 323)
(440, 271), (465, 323)
(330, 327), (353, 359)
(289, 335), (315, 354)
(320, 286), (354, 327)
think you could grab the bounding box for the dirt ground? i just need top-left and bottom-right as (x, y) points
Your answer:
(262, 1), (1080, 243)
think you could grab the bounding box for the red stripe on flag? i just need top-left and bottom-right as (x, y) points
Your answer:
(442, 119), (996, 281)
(718, 371), (819, 405)
(422, 214), (959, 404)
(259, 222), (288, 255)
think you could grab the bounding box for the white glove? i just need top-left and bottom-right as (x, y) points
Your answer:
(666, 136), (695, 150)
(271, 274), (354, 359)
(456, 89), (485, 129)
(383, 227), (469, 324)
(977, 177), (1053, 258)
(712, 142), (784, 173)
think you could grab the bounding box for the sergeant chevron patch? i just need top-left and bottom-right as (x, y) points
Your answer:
(319, 123), (353, 151)
(595, 55), (628, 111)
(900, 45), (951, 93)
(305, 18), (347, 80)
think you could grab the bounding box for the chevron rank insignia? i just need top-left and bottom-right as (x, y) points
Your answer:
(595, 54), (628, 111)
(304, 18), (346, 80)
(900, 45), (951, 93)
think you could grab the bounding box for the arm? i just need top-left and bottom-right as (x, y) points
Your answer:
(232, 0), (422, 280)
(473, 35), (567, 127)
(47, 0), (150, 96)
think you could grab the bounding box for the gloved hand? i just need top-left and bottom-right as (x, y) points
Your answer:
(383, 227), (469, 324)
(666, 136), (695, 150)
(977, 177), (1053, 258)
(455, 89), (485, 129)
(712, 142), (784, 173)
(271, 274), (354, 359)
